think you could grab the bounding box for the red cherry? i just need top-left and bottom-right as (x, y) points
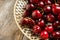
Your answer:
(38, 19), (45, 27)
(38, 1), (44, 8)
(42, 0), (48, 2)
(58, 14), (60, 21)
(26, 4), (35, 10)
(45, 0), (51, 5)
(29, 0), (39, 4)
(32, 10), (42, 19)
(28, 18), (35, 26)
(21, 18), (35, 26)
(46, 14), (55, 22)
(23, 10), (30, 17)
(44, 6), (52, 13)
(52, 21), (59, 28)
(52, 31), (60, 38)
(32, 25), (41, 34)
(45, 25), (54, 33)
(52, 4), (60, 15)
(21, 18), (29, 25)
(40, 31), (49, 39)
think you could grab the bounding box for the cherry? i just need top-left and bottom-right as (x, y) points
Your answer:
(32, 10), (42, 19)
(52, 31), (60, 38)
(44, 6), (52, 13)
(32, 25), (41, 34)
(52, 21), (59, 28)
(29, 0), (39, 4)
(58, 14), (60, 21)
(38, 19), (45, 27)
(41, 0), (51, 5)
(45, 0), (51, 5)
(50, 0), (55, 3)
(45, 25), (54, 33)
(52, 4), (59, 7)
(26, 4), (35, 10)
(40, 31), (49, 39)
(42, 0), (48, 2)
(38, 1), (44, 8)
(46, 14), (55, 22)
(21, 18), (29, 25)
(28, 18), (35, 26)
(23, 10), (30, 17)
(21, 18), (35, 26)
(52, 4), (60, 15)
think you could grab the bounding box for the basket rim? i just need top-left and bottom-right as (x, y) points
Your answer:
(14, 0), (31, 40)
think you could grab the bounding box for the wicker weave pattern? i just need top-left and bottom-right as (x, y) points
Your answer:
(14, 0), (40, 40)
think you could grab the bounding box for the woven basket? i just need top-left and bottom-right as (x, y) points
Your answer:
(14, 0), (42, 40)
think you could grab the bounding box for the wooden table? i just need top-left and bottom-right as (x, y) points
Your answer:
(0, 0), (29, 40)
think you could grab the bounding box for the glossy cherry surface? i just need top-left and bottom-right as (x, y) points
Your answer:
(21, 18), (29, 25)
(29, 0), (39, 4)
(53, 21), (59, 28)
(40, 31), (49, 39)
(32, 10), (42, 19)
(32, 25), (41, 34)
(26, 4), (35, 10)
(45, 0), (51, 5)
(44, 6), (52, 13)
(46, 14), (55, 22)
(52, 4), (60, 15)
(38, 19), (45, 27)
(38, 1), (44, 8)
(45, 25), (54, 33)
(28, 18), (35, 26)
(52, 31), (60, 38)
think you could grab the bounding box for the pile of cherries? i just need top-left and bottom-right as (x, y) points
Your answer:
(21, 0), (60, 40)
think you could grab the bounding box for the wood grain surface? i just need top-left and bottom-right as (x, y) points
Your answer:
(0, 0), (29, 40)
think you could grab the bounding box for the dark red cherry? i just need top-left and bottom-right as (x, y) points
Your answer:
(45, 0), (51, 5)
(42, 0), (48, 2)
(52, 21), (59, 28)
(29, 0), (39, 4)
(44, 6), (52, 13)
(32, 25), (41, 34)
(45, 25), (54, 33)
(52, 4), (60, 15)
(38, 1), (44, 8)
(58, 14), (60, 21)
(52, 4), (59, 8)
(50, 0), (55, 3)
(52, 31), (60, 38)
(46, 14), (55, 22)
(21, 18), (29, 25)
(28, 18), (35, 26)
(23, 10), (30, 17)
(26, 4), (35, 10)
(38, 19), (45, 27)
(32, 10), (42, 19)
(40, 31), (49, 39)
(21, 18), (35, 26)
